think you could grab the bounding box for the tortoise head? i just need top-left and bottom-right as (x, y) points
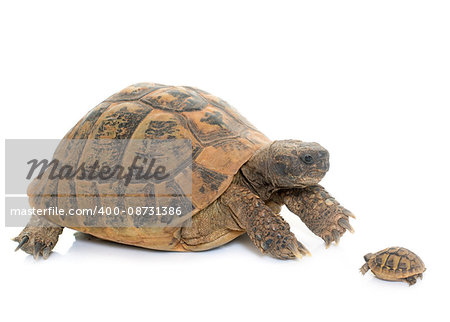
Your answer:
(267, 140), (329, 188)
(363, 253), (374, 262)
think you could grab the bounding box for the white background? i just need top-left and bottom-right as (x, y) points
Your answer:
(1, 1), (449, 321)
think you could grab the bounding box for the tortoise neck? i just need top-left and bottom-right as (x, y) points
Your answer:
(240, 144), (278, 201)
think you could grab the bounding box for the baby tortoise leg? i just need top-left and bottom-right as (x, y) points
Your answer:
(360, 263), (370, 275)
(13, 215), (63, 260)
(280, 185), (355, 248)
(360, 253), (373, 274)
(405, 274), (423, 286)
(221, 184), (310, 260)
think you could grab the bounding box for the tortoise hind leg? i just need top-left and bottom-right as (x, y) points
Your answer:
(405, 275), (419, 286)
(180, 199), (245, 251)
(13, 215), (63, 260)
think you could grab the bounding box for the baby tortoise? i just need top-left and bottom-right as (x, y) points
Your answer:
(360, 247), (426, 285)
(13, 83), (355, 260)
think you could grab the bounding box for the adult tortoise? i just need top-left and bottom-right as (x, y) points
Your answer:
(14, 83), (355, 260)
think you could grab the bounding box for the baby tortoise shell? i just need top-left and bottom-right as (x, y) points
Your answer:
(360, 247), (426, 285)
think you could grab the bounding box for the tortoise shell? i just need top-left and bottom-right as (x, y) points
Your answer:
(27, 83), (271, 250)
(366, 247), (426, 280)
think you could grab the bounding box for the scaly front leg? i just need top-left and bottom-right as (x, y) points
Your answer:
(221, 184), (310, 259)
(280, 185), (355, 247)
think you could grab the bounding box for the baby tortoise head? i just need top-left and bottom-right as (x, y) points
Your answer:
(363, 253), (374, 262)
(267, 140), (330, 188)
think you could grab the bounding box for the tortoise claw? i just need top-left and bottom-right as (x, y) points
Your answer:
(34, 242), (43, 260)
(343, 209), (356, 219)
(14, 235), (29, 252)
(42, 246), (51, 260)
(322, 216), (354, 249)
(324, 235), (332, 248)
(287, 244), (303, 259)
(338, 218), (354, 233)
(332, 230), (341, 245)
(286, 240), (311, 260)
(296, 240), (311, 256)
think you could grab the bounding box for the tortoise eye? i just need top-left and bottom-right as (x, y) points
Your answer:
(302, 154), (314, 164)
